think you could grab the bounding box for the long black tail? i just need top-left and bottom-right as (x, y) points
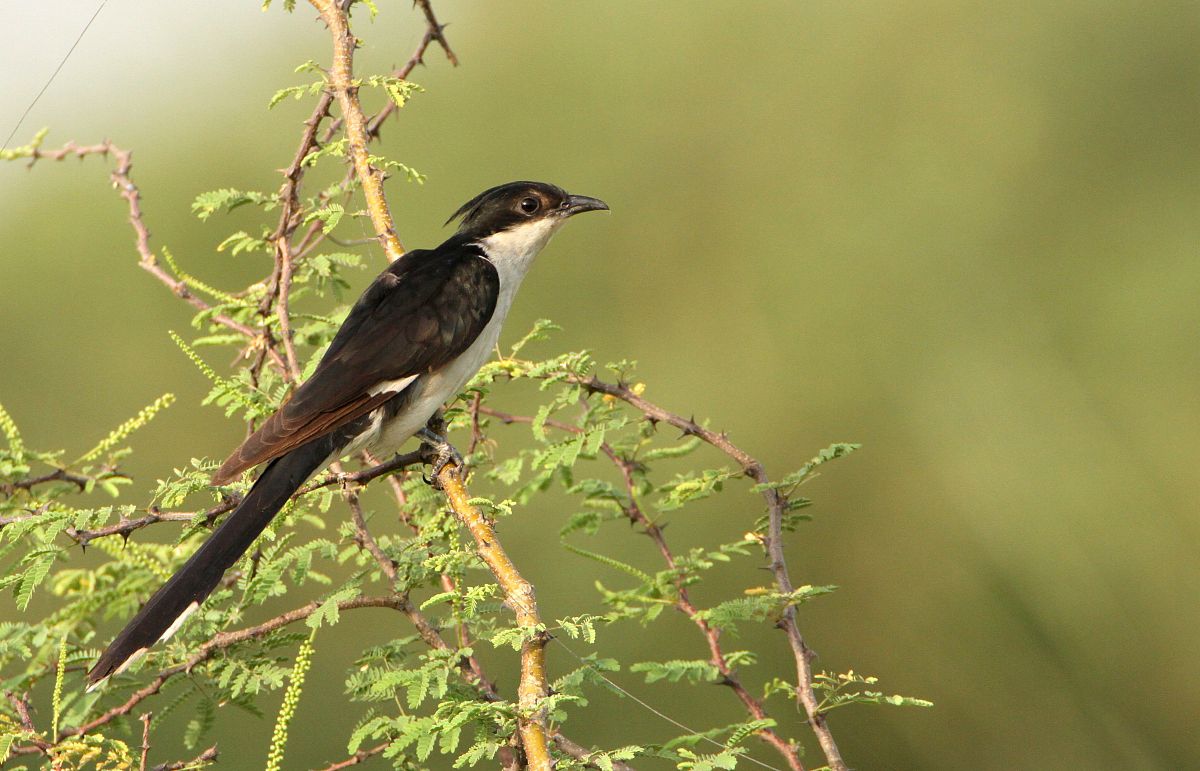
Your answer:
(86, 437), (334, 689)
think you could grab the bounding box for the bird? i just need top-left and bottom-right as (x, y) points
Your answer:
(86, 181), (608, 689)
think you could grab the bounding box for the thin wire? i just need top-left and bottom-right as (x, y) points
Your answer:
(552, 637), (785, 771)
(1, 0), (107, 152)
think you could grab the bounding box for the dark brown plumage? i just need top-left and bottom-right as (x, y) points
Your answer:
(212, 246), (498, 484)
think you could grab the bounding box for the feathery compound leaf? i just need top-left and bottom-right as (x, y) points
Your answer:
(509, 319), (561, 357)
(813, 670), (933, 711)
(753, 442), (862, 493)
(0, 401), (23, 454)
(372, 156), (427, 183)
(170, 332), (267, 419)
(655, 468), (733, 512)
(630, 659), (721, 685)
(301, 138), (348, 167)
(676, 747), (742, 771)
(304, 203), (345, 233)
(268, 80), (325, 109)
(216, 229), (271, 255)
(15, 547), (60, 611)
(555, 614), (604, 643)
(75, 393), (175, 464)
(191, 188), (276, 220)
(363, 75), (424, 107)
(306, 585), (359, 629)
(562, 542), (653, 584)
(725, 718), (776, 748)
(694, 586), (837, 632)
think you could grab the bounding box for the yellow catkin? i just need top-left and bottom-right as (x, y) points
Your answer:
(265, 630), (317, 771)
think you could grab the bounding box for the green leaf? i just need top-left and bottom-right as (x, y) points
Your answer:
(630, 659), (721, 685)
(813, 669), (933, 712)
(216, 230), (270, 255)
(307, 585), (358, 629)
(752, 442), (862, 493)
(363, 76), (424, 107)
(191, 188), (276, 219)
(15, 548), (59, 611)
(562, 542), (653, 583)
(304, 203), (345, 234)
(656, 468), (733, 512)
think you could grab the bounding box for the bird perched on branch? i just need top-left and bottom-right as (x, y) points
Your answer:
(87, 181), (608, 688)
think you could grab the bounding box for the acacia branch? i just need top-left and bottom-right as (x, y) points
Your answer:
(480, 406), (805, 770)
(297, 5), (556, 764)
(565, 376), (847, 770)
(151, 745), (218, 771)
(315, 742), (387, 770)
(311, 0), (405, 262)
(0, 451), (427, 547)
(60, 596), (407, 740)
(265, 1), (457, 354)
(19, 140), (286, 371)
(2, 467), (95, 494)
(274, 236), (303, 381)
(436, 461), (552, 771)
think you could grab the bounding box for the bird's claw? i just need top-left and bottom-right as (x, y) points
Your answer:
(418, 427), (463, 490)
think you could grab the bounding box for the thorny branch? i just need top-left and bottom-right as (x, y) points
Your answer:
(565, 376), (848, 771)
(19, 140), (288, 373)
(0, 450), (428, 545)
(6, 598), (404, 757)
(151, 746), (219, 771)
(481, 406), (807, 771)
(311, 0), (405, 262)
(259, 1), (455, 387)
(435, 462), (553, 771)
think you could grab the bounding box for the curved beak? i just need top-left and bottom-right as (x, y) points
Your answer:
(562, 194), (609, 216)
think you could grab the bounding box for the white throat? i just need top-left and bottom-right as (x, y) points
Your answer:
(475, 217), (564, 293)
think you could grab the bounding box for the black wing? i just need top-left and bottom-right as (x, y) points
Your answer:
(213, 245), (498, 484)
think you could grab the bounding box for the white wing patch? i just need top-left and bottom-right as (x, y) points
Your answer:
(158, 600), (201, 643)
(86, 645), (150, 692)
(368, 374), (419, 397)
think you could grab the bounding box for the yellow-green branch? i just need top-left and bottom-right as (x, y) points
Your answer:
(437, 465), (552, 771)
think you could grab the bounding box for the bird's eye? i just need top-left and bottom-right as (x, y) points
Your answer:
(519, 197), (540, 214)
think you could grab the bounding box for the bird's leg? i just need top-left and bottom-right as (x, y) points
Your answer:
(418, 412), (463, 487)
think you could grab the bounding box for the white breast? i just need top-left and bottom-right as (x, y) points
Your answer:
(365, 216), (567, 454)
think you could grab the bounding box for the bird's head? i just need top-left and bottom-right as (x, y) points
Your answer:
(446, 181), (608, 255)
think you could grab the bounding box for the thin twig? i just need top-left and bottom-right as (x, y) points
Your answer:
(150, 745), (218, 771)
(313, 742), (386, 770)
(139, 712), (152, 771)
(23, 140), (286, 371)
(2, 467), (94, 494)
(0, 450), (428, 546)
(553, 733), (639, 771)
(5, 691), (50, 753)
(275, 235), (303, 380)
(413, 0), (458, 66)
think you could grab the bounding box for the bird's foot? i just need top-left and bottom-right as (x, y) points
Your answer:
(418, 427), (463, 489)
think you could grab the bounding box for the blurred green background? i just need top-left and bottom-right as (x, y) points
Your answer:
(3, 1), (1199, 768)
